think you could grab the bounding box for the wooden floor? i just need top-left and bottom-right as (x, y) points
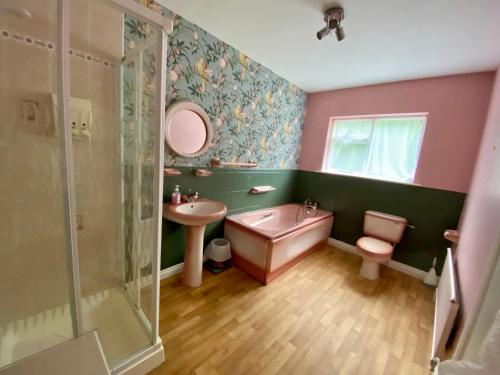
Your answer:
(151, 246), (434, 375)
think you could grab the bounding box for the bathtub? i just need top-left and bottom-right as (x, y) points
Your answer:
(224, 204), (334, 284)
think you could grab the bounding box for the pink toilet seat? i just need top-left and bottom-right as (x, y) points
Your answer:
(356, 236), (394, 262)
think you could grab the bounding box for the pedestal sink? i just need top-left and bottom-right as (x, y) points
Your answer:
(163, 199), (227, 287)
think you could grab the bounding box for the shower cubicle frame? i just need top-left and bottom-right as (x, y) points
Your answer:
(55, 0), (171, 372)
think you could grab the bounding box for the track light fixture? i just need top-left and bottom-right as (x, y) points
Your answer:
(316, 6), (345, 42)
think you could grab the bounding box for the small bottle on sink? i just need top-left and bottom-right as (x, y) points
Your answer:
(171, 185), (181, 205)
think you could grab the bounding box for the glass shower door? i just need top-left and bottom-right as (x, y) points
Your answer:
(121, 36), (158, 325)
(1, 0), (167, 370)
(67, 0), (163, 367)
(0, 0), (76, 368)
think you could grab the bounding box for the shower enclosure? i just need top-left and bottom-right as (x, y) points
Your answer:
(0, 0), (170, 372)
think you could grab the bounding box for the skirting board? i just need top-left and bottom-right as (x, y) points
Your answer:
(160, 263), (184, 280)
(159, 240), (433, 282)
(328, 238), (432, 281)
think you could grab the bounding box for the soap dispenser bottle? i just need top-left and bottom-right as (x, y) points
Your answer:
(171, 185), (181, 205)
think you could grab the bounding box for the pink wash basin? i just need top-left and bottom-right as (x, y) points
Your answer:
(163, 199), (227, 226)
(163, 199), (227, 287)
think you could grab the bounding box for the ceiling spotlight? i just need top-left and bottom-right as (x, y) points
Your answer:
(316, 6), (345, 41)
(335, 25), (345, 41)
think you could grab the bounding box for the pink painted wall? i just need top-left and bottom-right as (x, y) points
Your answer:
(455, 68), (500, 337)
(299, 72), (495, 193)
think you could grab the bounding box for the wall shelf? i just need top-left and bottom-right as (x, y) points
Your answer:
(164, 168), (181, 176)
(195, 169), (213, 177)
(250, 185), (276, 194)
(210, 158), (257, 168)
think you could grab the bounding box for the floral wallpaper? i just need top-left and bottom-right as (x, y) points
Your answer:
(126, 2), (308, 169)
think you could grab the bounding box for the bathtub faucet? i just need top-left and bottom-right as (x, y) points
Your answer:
(304, 199), (317, 210)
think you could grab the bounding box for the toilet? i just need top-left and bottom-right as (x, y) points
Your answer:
(356, 210), (407, 280)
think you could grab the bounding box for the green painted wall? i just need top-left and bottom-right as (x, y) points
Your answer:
(161, 169), (466, 274)
(161, 168), (297, 269)
(293, 171), (466, 273)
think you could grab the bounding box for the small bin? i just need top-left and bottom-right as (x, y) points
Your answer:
(206, 238), (231, 262)
(205, 238), (231, 274)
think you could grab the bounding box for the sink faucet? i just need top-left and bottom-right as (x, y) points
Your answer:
(182, 192), (199, 203)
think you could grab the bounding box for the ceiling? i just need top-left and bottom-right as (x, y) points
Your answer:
(157, 0), (500, 93)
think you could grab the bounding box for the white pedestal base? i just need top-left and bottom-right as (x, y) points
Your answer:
(182, 225), (206, 287)
(360, 257), (380, 280)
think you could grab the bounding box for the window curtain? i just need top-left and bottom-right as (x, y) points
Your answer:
(366, 118), (424, 181)
(327, 119), (372, 172)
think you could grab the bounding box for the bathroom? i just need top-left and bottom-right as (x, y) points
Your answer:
(1, 0), (499, 374)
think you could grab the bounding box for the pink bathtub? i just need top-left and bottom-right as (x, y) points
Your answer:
(224, 204), (334, 284)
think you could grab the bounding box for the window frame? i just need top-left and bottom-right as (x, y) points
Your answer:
(322, 113), (428, 184)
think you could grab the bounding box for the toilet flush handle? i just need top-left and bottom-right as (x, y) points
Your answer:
(407, 223), (415, 229)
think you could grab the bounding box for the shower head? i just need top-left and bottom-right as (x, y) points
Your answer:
(316, 6), (345, 42)
(1, 5), (32, 19)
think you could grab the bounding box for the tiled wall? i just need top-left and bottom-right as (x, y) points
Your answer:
(70, 3), (123, 299)
(0, 1), (122, 325)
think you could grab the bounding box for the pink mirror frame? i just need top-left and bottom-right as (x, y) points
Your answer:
(164, 102), (213, 157)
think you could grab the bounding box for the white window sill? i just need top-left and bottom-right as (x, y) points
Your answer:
(319, 169), (422, 187)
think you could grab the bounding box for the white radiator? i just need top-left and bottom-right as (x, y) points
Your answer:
(431, 248), (460, 370)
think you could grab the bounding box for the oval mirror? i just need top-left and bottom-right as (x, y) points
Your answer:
(165, 102), (212, 157)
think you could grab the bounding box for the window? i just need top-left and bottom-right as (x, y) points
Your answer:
(323, 114), (427, 183)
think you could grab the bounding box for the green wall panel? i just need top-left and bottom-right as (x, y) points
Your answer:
(161, 168), (465, 274)
(161, 168), (297, 269)
(293, 171), (466, 274)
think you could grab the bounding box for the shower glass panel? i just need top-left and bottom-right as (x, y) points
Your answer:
(69, 0), (159, 366)
(0, 0), (75, 368)
(121, 36), (158, 325)
(1, 0), (167, 371)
